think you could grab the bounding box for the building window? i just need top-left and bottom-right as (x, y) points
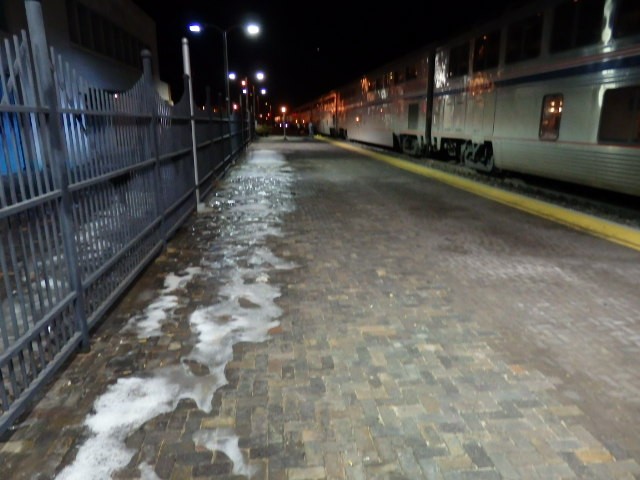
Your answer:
(506, 14), (543, 64)
(448, 42), (470, 77)
(539, 94), (563, 140)
(598, 86), (640, 144)
(551, 0), (604, 53)
(473, 30), (500, 72)
(0, 0), (7, 32)
(613, 0), (640, 39)
(66, 0), (145, 70)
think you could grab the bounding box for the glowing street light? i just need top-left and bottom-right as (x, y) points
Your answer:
(187, 21), (260, 115)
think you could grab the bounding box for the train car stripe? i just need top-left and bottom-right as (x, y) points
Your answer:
(435, 52), (640, 97)
(323, 137), (640, 252)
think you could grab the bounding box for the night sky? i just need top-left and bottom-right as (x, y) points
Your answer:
(132, 0), (518, 109)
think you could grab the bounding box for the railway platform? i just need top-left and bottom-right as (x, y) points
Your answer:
(1, 136), (640, 479)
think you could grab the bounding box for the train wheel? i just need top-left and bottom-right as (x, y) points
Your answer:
(402, 136), (419, 156)
(479, 143), (494, 173)
(443, 140), (458, 159)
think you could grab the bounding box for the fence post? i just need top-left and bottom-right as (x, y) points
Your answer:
(181, 37), (200, 208)
(24, 0), (89, 350)
(141, 49), (166, 246)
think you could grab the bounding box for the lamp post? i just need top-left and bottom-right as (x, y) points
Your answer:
(257, 88), (267, 120)
(188, 21), (260, 116)
(252, 72), (265, 131)
(281, 106), (287, 140)
(232, 72), (265, 138)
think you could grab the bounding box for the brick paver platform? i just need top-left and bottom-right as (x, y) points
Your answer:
(2, 137), (640, 479)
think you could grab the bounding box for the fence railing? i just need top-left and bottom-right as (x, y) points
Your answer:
(0, 24), (252, 437)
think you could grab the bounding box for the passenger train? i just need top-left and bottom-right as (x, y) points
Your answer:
(294, 0), (640, 197)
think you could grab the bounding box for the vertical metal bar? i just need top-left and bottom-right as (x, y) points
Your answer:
(0, 236), (20, 394)
(18, 30), (49, 196)
(2, 228), (30, 392)
(25, 0), (89, 350)
(19, 222), (40, 378)
(85, 94), (104, 274)
(0, 368), (9, 412)
(182, 38), (199, 206)
(12, 34), (37, 200)
(142, 50), (165, 244)
(6, 219), (30, 335)
(62, 61), (79, 185)
(3, 40), (20, 206)
(87, 87), (100, 180)
(205, 86), (212, 184)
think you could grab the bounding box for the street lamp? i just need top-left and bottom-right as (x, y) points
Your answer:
(252, 72), (265, 128)
(230, 72), (265, 132)
(188, 21), (260, 116)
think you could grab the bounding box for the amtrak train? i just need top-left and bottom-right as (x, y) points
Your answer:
(294, 0), (640, 197)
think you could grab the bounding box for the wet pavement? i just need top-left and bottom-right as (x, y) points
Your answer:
(2, 136), (640, 479)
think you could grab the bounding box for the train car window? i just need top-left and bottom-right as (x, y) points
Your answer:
(506, 14), (543, 64)
(551, 0), (605, 52)
(613, 0), (640, 38)
(473, 30), (500, 72)
(539, 94), (563, 141)
(448, 43), (470, 77)
(598, 86), (640, 144)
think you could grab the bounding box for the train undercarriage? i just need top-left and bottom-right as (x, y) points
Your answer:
(437, 138), (495, 173)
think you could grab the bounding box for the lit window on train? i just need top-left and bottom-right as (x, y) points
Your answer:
(613, 0), (640, 38)
(448, 43), (470, 77)
(551, 0), (605, 52)
(539, 94), (563, 141)
(598, 86), (640, 144)
(473, 30), (500, 72)
(506, 14), (543, 64)
(384, 72), (394, 87)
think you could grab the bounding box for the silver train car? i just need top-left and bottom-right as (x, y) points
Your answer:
(295, 0), (640, 197)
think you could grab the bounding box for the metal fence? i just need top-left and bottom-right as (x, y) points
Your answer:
(0, 24), (251, 436)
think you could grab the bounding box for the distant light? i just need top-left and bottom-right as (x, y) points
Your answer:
(246, 24), (260, 35)
(242, 88), (247, 94)
(228, 72), (236, 80)
(188, 24), (202, 33)
(260, 88), (266, 95)
(281, 106), (286, 113)
(256, 72), (265, 81)
(241, 79), (247, 86)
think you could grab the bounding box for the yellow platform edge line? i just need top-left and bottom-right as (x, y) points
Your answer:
(322, 137), (640, 252)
